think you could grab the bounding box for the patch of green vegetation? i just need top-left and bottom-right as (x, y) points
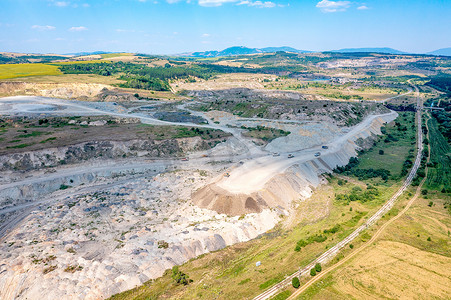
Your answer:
(259, 274), (285, 290)
(335, 185), (381, 203)
(17, 131), (46, 138)
(100, 53), (132, 59)
(238, 278), (251, 285)
(271, 290), (292, 300)
(426, 116), (451, 191)
(40, 137), (57, 143)
(59, 184), (71, 190)
(171, 266), (192, 285)
(6, 143), (33, 149)
(337, 112), (416, 180)
(233, 102), (269, 118)
(241, 125), (291, 143)
(295, 234), (328, 252)
(320, 92), (363, 100)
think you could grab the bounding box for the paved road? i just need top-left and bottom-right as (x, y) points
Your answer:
(252, 86), (423, 300)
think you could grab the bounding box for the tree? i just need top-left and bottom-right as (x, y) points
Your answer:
(292, 277), (300, 288)
(379, 149), (384, 155)
(171, 266), (192, 285)
(315, 263), (322, 273)
(310, 268), (317, 276)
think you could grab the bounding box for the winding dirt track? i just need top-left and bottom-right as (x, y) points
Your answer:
(252, 85), (423, 300)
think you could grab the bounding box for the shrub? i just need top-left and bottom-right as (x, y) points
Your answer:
(324, 224), (341, 234)
(157, 240), (169, 249)
(310, 268), (317, 276)
(427, 237), (431, 241)
(349, 244), (354, 249)
(171, 266), (192, 285)
(292, 277), (300, 288)
(59, 184), (71, 190)
(315, 263), (322, 273)
(43, 265), (57, 274)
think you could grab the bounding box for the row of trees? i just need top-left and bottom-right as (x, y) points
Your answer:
(291, 263), (322, 288)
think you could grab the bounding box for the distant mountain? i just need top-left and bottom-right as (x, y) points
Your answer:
(180, 46), (310, 57)
(66, 51), (112, 56)
(330, 47), (409, 55)
(427, 48), (451, 56)
(260, 46), (311, 54)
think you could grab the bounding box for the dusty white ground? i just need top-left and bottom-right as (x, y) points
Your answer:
(0, 95), (396, 299)
(0, 165), (279, 299)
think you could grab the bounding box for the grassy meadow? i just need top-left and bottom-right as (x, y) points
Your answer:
(0, 63), (62, 79)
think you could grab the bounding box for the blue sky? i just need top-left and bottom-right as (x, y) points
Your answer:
(0, 0), (449, 54)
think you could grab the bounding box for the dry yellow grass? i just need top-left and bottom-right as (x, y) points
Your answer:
(330, 240), (450, 299)
(0, 63), (62, 79)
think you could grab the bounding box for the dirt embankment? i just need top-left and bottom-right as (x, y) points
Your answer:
(0, 136), (213, 172)
(188, 88), (390, 126)
(193, 113), (395, 216)
(0, 81), (137, 102)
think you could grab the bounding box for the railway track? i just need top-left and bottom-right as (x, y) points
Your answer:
(253, 86), (423, 300)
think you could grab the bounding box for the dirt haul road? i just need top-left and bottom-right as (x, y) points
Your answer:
(252, 85), (423, 300)
(217, 111), (397, 194)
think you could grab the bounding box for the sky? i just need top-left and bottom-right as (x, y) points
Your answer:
(0, 0), (450, 54)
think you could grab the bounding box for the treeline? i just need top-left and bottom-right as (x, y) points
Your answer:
(57, 61), (279, 91)
(431, 100), (451, 143)
(334, 157), (391, 181)
(426, 75), (451, 95)
(0, 54), (67, 64)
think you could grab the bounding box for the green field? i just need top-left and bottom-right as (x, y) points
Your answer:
(426, 116), (451, 190)
(52, 60), (112, 65)
(0, 63), (62, 79)
(357, 111), (416, 178)
(100, 53), (133, 59)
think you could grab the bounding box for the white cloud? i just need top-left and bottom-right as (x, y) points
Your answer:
(238, 1), (275, 8)
(201, 33), (211, 37)
(31, 25), (56, 31)
(316, 0), (350, 13)
(166, 0), (277, 7)
(198, 0), (237, 6)
(357, 5), (369, 10)
(82, 3), (90, 7)
(54, 1), (70, 7)
(69, 26), (88, 32)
